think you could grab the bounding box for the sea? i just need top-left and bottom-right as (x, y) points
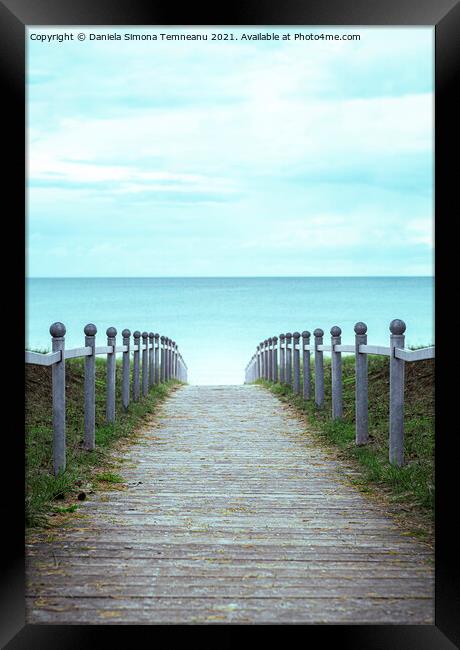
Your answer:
(26, 277), (434, 385)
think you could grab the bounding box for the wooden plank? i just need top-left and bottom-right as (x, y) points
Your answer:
(334, 345), (354, 353)
(25, 350), (61, 366)
(317, 345), (331, 352)
(27, 579), (433, 598)
(395, 347), (435, 362)
(94, 346), (113, 355)
(359, 344), (391, 356)
(64, 346), (92, 360)
(26, 596), (434, 625)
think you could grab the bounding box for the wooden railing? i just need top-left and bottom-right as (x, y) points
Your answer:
(244, 319), (434, 467)
(25, 322), (188, 475)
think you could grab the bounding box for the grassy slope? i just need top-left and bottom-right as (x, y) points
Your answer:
(26, 358), (180, 527)
(258, 354), (434, 543)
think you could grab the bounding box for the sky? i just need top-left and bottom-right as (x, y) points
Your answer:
(27, 26), (434, 277)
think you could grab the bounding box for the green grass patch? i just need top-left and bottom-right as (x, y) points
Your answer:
(257, 354), (434, 541)
(95, 472), (124, 484)
(54, 504), (79, 514)
(26, 357), (182, 528)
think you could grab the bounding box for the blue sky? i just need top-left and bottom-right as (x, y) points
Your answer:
(27, 27), (434, 277)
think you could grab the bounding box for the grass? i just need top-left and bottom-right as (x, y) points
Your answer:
(257, 354), (434, 543)
(95, 471), (124, 483)
(25, 356), (182, 528)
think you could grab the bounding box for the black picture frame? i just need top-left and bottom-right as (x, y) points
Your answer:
(2, 0), (459, 647)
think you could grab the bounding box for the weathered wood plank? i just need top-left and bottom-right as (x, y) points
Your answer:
(358, 344), (391, 356)
(25, 350), (61, 366)
(394, 346), (435, 362)
(94, 345), (113, 355)
(64, 346), (92, 360)
(26, 596), (434, 624)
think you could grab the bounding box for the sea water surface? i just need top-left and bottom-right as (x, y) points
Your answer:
(26, 277), (434, 384)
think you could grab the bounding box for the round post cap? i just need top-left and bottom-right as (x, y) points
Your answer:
(142, 331), (148, 339)
(133, 330), (141, 338)
(84, 323), (97, 336)
(160, 335), (165, 342)
(279, 333), (285, 340)
(293, 332), (300, 340)
(149, 332), (154, 339)
(285, 332), (292, 339)
(330, 326), (342, 337)
(302, 330), (310, 338)
(313, 328), (324, 337)
(106, 326), (117, 337)
(272, 336), (278, 343)
(354, 322), (368, 335)
(389, 319), (406, 335)
(50, 322), (66, 337)
(122, 328), (131, 338)
(154, 333), (159, 339)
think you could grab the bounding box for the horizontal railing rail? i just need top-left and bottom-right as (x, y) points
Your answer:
(244, 320), (434, 467)
(26, 322), (188, 476)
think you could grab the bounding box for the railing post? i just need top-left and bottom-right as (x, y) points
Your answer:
(263, 340), (268, 380)
(285, 333), (292, 386)
(259, 341), (265, 380)
(302, 330), (311, 400)
(268, 338), (273, 381)
(83, 323), (97, 450)
(313, 328), (324, 407)
(154, 333), (160, 384)
(148, 332), (154, 387)
(133, 331), (141, 400)
(173, 342), (178, 379)
(389, 319), (406, 466)
(272, 336), (278, 382)
(279, 334), (285, 384)
(160, 336), (165, 382)
(330, 326), (343, 419)
(141, 332), (148, 397)
(256, 345), (261, 380)
(293, 332), (300, 394)
(50, 322), (66, 476)
(354, 322), (368, 445)
(122, 328), (131, 411)
(166, 338), (171, 381)
(106, 327), (117, 423)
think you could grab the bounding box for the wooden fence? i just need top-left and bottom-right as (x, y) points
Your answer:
(244, 319), (434, 467)
(25, 322), (188, 475)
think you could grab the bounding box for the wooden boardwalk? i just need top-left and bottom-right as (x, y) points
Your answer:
(26, 385), (434, 624)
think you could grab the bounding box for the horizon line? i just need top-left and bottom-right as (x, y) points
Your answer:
(26, 275), (434, 280)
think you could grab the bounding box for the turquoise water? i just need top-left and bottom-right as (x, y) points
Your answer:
(26, 277), (434, 384)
